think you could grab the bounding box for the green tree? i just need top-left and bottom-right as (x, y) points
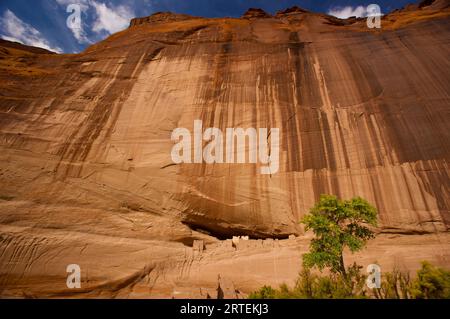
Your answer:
(412, 261), (450, 299)
(301, 195), (377, 277)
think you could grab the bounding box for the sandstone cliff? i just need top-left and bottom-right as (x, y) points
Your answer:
(0, 1), (449, 298)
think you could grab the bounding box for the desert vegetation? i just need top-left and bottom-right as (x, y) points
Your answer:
(249, 195), (450, 299)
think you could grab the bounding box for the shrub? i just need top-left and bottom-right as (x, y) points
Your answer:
(248, 285), (277, 299)
(249, 262), (450, 299)
(249, 264), (368, 299)
(373, 267), (412, 299)
(411, 261), (450, 299)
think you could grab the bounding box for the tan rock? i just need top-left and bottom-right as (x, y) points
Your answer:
(0, 2), (449, 298)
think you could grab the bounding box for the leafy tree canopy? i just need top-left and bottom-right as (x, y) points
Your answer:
(301, 194), (378, 276)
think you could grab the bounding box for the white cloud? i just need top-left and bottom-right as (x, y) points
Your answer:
(70, 24), (92, 44)
(91, 2), (134, 34)
(54, 0), (91, 44)
(328, 6), (368, 19)
(55, 0), (89, 10)
(54, 0), (134, 42)
(0, 9), (62, 53)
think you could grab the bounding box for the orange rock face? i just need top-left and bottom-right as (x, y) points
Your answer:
(0, 2), (449, 298)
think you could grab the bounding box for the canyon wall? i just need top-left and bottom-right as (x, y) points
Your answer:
(0, 1), (449, 297)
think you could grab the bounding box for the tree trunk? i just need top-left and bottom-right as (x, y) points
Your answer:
(340, 253), (347, 278)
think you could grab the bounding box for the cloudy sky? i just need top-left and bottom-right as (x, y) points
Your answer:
(0, 0), (414, 53)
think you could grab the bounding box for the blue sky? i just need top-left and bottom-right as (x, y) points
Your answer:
(0, 0), (415, 53)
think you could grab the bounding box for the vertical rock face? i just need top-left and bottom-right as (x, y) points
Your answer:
(0, 1), (449, 297)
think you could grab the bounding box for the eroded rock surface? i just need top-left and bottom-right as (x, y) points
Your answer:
(0, 1), (449, 298)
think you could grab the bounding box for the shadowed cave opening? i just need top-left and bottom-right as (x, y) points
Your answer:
(181, 220), (291, 242)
